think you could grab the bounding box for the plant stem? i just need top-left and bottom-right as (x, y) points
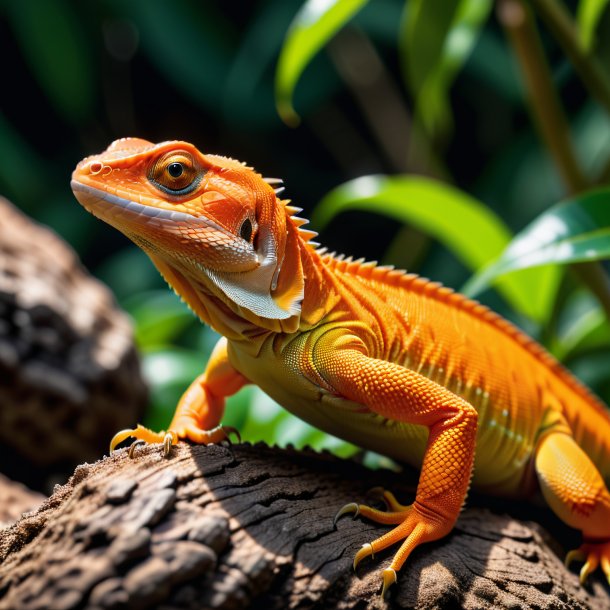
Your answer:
(530, 0), (610, 118)
(499, 0), (610, 319)
(498, 0), (586, 191)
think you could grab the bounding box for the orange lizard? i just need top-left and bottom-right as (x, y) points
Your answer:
(71, 138), (610, 595)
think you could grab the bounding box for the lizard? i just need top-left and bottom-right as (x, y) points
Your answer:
(71, 137), (610, 596)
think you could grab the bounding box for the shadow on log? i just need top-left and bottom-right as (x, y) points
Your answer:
(1, 443), (608, 609)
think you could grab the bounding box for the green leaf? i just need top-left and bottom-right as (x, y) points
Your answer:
(553, 292), (610, 360)
(464, 189), (610, 298)
(6, 1), (94, 122)
(577, 0), (610, 50)
(311, 175), (559, 321)
(124, 290), (197, 349)
(400, 0), (492, 136)
(275, 0), (369, 125)
(141, 347), (204, 431)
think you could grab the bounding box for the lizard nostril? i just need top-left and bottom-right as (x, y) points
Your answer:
(89, 161), (103, 175)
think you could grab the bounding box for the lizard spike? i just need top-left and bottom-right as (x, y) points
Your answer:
(291, 216), (309, 227)
(285, 205), (303, 215)
(308, 241), (321, 248)
(316, 246), (329, 255)
(274, 186), (286, 195)
(263, 177), (284, 185)
(298, 229), (318, 242)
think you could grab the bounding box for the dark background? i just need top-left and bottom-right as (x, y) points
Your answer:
(1, 0), (609, 456)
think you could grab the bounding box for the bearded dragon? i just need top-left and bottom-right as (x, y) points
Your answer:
(71, 138), (610, 595)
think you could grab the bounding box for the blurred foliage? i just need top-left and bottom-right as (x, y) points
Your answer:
(1, 0), (610, 466)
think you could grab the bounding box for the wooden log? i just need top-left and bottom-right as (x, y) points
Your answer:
(1, 442), (608, 609)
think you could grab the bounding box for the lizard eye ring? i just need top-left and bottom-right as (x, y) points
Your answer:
(149, 152), (204, 196)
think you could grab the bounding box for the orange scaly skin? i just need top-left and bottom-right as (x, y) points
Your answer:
(72, 138), (610, 595)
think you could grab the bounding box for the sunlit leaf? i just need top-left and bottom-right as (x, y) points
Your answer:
(6, 1), (93, 122)
(312, 175), (559, 321)
(275, 0), (369, 125)
(464, 189), (610, 298)
(577, 0), (610, 50)
(400, 0), (492, 136)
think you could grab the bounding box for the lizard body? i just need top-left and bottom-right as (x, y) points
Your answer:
(72, 138), (610, 593)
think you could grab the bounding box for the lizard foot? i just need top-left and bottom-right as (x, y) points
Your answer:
(337, 500), (452, 597)
(110, 423), (239, 458)
(565, 539), (610, 585)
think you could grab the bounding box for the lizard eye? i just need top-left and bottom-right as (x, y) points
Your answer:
(149, 152), (204, 196)
(167, 162), (184, 178)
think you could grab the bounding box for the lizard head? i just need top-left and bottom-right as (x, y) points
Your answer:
(71, 138), (305, 324)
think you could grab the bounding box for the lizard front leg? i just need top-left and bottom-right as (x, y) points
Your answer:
(111, 337), (248, 456)
(319, 333), (478, 596)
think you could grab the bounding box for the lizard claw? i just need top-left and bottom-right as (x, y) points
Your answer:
(127, 440), (147, 459)
(110, 424), (176, 457)
(565, 549), (586, 569)
(353, 542), (374, 571)
(163, 432), (174, 457)
(381, 568), (397, 597)
(220, 426), (241, 444)
(333, 502), (360, 527)
(110, 428), (139, 453)
(564, 540), (610, 585)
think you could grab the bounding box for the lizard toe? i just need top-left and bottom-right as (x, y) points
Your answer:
(565, 540), (610, 585)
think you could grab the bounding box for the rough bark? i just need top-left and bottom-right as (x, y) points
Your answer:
(1, 443), (608, 610)
(0, 474), (45, 529)
(0, 197), (147, 491)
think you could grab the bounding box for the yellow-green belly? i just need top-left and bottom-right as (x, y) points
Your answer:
(227, 335), (537, 498)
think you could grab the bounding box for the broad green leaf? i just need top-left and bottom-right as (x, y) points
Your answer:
(577, 0), (610, 50)
(275, 0), (369, 125)
(463, 189), (610, 298)
(312, 175), (559, 321)
(6, 1), (93, 122)
(400, 0), (492, 136)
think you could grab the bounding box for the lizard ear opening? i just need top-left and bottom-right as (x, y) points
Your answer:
(201, 196), (304, 321)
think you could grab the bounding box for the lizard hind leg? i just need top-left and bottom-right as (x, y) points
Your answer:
(348, 503), (455, 597)
(534, 413), (610, 585)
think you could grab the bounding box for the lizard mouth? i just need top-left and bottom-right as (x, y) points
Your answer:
(71, 181), (260, 271)
(71, 181), (226, 229)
